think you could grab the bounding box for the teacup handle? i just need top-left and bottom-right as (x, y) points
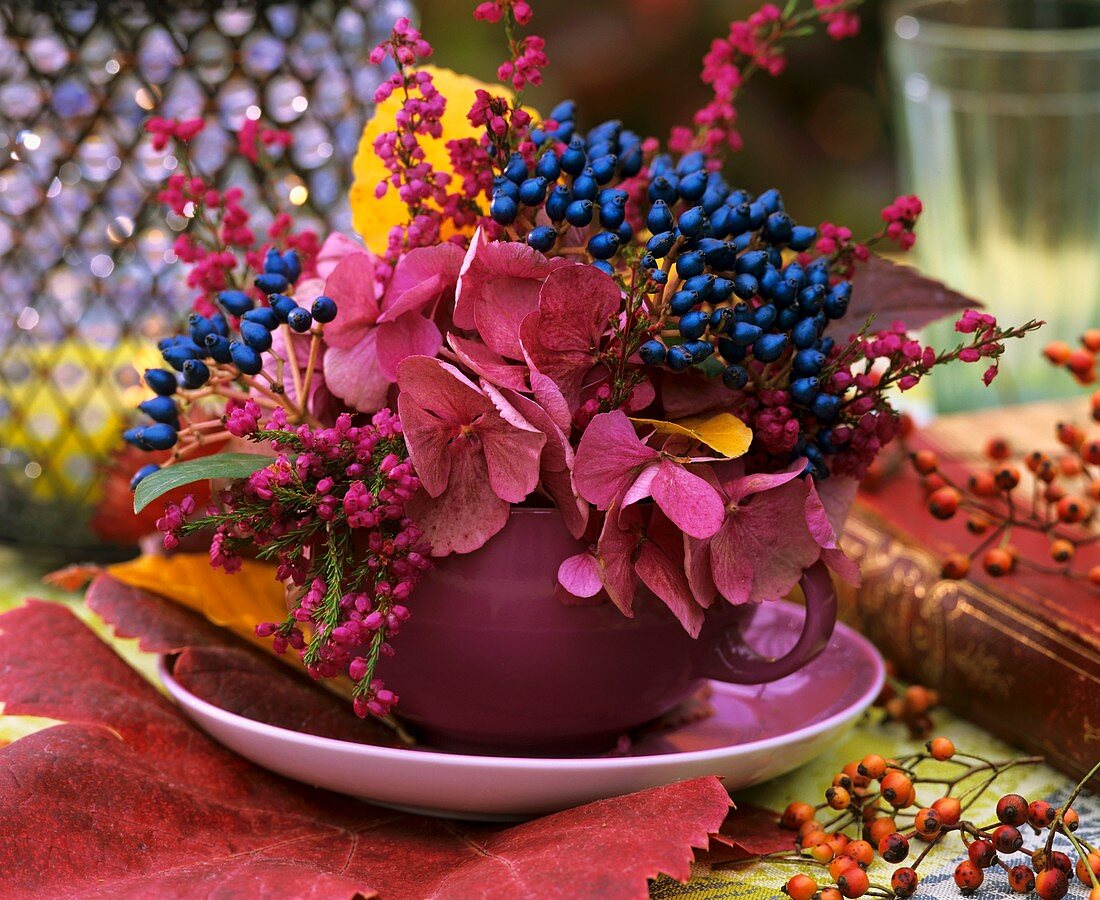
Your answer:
(694, 560), (837, 684)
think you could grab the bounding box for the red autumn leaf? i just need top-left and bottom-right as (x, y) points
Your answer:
(0, 589), (732, 899)
(849, 254), (980, 331)
(700, 803), (794, 866)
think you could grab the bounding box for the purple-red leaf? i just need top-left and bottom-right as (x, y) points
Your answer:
(849, 255), (979, 331)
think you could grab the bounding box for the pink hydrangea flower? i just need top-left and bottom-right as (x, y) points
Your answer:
(397, 356), (546, 555)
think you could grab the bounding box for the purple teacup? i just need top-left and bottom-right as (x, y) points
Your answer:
(378, 507), (837, 756)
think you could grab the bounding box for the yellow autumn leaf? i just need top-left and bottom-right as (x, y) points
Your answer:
(631, 412), (753, 459)
(350, 67), (517, 254)
(107, 553), (288, 655)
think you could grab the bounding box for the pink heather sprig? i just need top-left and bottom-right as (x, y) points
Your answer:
(678, 0), (864, 156)
(811, 195), (923, 277)
(159, 408), (432, 719)
(145, 116), (320, 312)
(880, 193), (924, 251)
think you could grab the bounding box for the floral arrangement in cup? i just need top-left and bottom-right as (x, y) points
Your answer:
(127, 0), (1040, 718)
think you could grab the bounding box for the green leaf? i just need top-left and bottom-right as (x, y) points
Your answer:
(133, 453), (272, 514)
(783, 0), (800, 18)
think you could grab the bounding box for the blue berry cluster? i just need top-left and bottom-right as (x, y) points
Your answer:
(126, 247), (338, 490)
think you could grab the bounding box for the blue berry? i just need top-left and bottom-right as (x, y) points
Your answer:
(490, 192), (519, 225)
(806, 259), (831, 286)
(702, 237), (738, 269)
(493, 175), (519, 200)
(772, 279), (798, 308)
(731, 321), (763, 346)
(639, 340), (667, 366)
(518, 176), (548, 206)
(650, 269), (668, 285)
(759, 265), (782, 298)
(560, 138), (587, 175)
(790, 377), (821, 406)
(732, 273), (759, 299)
(161, 340), (204, 371)
(711, 277), (735, 301)
(669, 290), (700, 315)
(757, 188), (783, 214)
(545, 185), (571, 221)
(181, 358), (210, 389)
(666, 345), (692, 371)
(535, 151), (561, 181)
(271, 294), (298, 323)
(240, 320), (274, 351)
(682, 275), (715, 299)
(587, 231), (621, 260)
(145, 369), (177, 396)
(793, 316), (821, 350)
(722, 365), (749, 389)
(572, 170), (599, 201)
(243, 307), (279, 330)
(217, 290), (253, 317)
(311, 296), (338, 323)
(230, 341), (263, 375)
(620, 144), (644, 177)
(503, 152), (528, 183)
(789, 225), (817, 251)
(676, 151), (706, 174)
(679, 309), (709, 340)
(648, 175), (678, 204)
(287, 307), (313, 333)
(793, 348), (827, 376)
(282, 249), (302, 283)
(254, 272), (289, 295)
(676, 251), (705, 279)
(678, 170), (707, 202)
(615, 221), (634, 243)
(210, 312), (230, 337)
(130, 463), (160, 491)
(205, 334), (233, 364)
(777, 307), (801, 330)
(646, 230), (675, 258)
(599, 202), (625, 229)
(263, 246), (287, 276)
(753, 304), (778, 330)
(565, 199), (594, 228)
(748, 202), (767, 229)
(642, 200), (668, 233)
(784, 262), (806, 287)
(677, 205), (708, 238)
(799, 284), (825, 314)
(143, 422), (178, 451)
(591, 260), (615, 276)
(736, 250), (769, 278)
(753, 332), (788, 362)
(817, 336), (836, 355)
(188, 313), (216, 347)
(123, 427), (151, 450)
(682, 339), (714, 361)
(710, 307), (734, 333)
(812, 393), (842, 421)
(527, 225), (558, 252)
(139, 395), (178, 425)
(590, 154), (617, 184)
(550, 99), (576, 122)
(726, 203), (753, 236)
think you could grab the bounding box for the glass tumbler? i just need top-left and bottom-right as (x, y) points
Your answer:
(886, 0), (1100, 412)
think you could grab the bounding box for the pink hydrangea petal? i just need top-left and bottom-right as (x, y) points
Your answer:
(709, 479), (822, 605)
(535, 265), (620, 353)
(323, 336), (390, 414)
(322, 252), (382, 349)
(382, 242), (464, 318)
(574, 410), (659, 510)
(395, 356), (490, 426)
(626, 377), (656, 413)
(539, 468), (590, 540)
(636, 510), (704, 638)
(660, 371), (731, 419)
(395, 395), (453, 498)
(528, 360), (574, 432)
(315, 232), (364, 279)
(651, 461), (726, 539)
(815, 475), (859, 536)
(375, 313), (442, 381)
(451, 226), (488, 330)
(448, 334), (530, 392)
(477, 404), (545, 504)
(405, 451), (511, 556)
(722, 457), (807, 505)
(685, 536), (717, 609)
(595, 506), (641, 615)
(622, 464), (659, 508)
(822, 548), (861, 586)
(557, 552), (603, 598)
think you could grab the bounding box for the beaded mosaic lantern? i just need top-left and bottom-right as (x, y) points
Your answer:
(0, 0), (410, 551)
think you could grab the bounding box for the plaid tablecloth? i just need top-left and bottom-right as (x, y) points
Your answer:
(0, 545), (1091, 899)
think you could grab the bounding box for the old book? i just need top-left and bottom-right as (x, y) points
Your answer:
(837, 400), (1100, 786)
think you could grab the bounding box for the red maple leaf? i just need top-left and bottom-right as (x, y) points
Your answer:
(0, 586), (734, 899)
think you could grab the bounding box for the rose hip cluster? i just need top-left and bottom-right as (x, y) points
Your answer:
(772, 741), (1098, 900)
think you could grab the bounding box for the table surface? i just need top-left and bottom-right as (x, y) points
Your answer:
(0, 544), (1093, 899)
